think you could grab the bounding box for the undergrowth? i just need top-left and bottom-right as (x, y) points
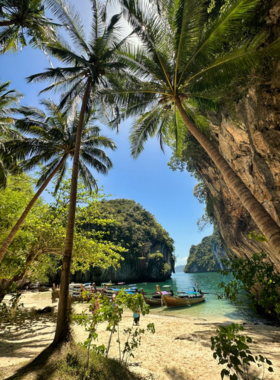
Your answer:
(7, 343), (145, 380)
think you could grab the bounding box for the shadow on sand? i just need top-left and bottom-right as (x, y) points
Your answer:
(164, 366), (194, 380)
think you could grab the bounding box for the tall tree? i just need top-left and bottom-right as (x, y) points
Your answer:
(0, 99), (116, 264)
(0, 80), (22, 187)
(0, 0), (58, 53)
(112, 0), (280, 259)
(27, 0), (133, 344)
(0, 174), (125, 302)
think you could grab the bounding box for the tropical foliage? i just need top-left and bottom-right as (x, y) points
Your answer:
(0, 0), (58, 53)
(0, 100), (116, 264)
(0, 174), (125, 300)
(219, 252), (280, 320)
(0, 0), (280, 372)
(105, 0), (280, 255)
(0, 80), (22, 187)
(73, 290), (154, 365)
(26, 0), (137, 344)
(10, 100), (116, 193)
(211, 323), (273, 380)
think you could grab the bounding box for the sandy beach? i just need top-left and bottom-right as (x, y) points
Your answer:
(1, 291), (280, 380)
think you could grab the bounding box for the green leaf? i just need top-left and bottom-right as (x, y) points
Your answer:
(221, 369), (230, 379)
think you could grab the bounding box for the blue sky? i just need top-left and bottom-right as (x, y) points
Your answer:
(0, 0), (213, 266)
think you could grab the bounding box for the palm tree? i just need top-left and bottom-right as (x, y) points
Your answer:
(0, 0), (58, 53)
(112, 0), (280, 259)
(27, 0), (134, 344)
(0, 99), (116, 266)
(0, 80), (22, 187)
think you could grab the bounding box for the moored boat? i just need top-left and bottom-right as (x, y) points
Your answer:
(162, 293), (205, 308)
(142, 293), (163, 306)
(141, 285), (172, 307)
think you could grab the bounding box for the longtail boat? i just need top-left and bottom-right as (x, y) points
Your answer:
(141, 285), (173, 307)
(162, 293), (205, 308)
(141, 289), (163, 306)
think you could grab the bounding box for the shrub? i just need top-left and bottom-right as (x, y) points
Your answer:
(219, 252), (280, 319)
(211, 323), (273, 380)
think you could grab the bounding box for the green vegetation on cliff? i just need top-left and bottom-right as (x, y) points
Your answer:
(184, 228), (224, 273)
(86, 199), (175, 259)
(78, 199), (175, 281)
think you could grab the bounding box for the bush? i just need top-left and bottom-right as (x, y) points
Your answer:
(211, 323), (273, 380)
(148, 251), (163, 261)
(219, 252), (280, 320)
(162, 263), (171, 275)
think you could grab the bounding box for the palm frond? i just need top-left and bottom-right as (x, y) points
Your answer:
(45, 0), (89, 54)
(130, 105), (165, 158)
(178, 0), (261, 86)
(184, 34), (265, 93)
(78, 158), (98, 192)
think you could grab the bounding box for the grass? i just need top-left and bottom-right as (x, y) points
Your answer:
(4, 343), (144, 380)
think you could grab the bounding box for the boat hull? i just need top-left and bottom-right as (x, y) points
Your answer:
(144, 296), (164, 306)
(162, 294), (205, 308)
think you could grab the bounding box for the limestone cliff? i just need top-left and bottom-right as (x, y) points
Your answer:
(72, 199), (175, 284)
(184, 227), (228, 273)
(184, 4), (280, 269)
(73, 243), (175, 284)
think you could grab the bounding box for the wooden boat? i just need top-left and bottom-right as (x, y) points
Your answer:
(143, 295), (164, 306)
(162, 293), (205, 308)
(141, 287), (165, 307)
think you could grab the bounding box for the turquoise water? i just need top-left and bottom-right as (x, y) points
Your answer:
(132, 272), (264, 322)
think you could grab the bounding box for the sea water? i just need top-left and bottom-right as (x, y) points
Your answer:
(135, 272), (266, 323)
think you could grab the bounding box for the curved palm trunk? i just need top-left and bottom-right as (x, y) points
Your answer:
(53, 78), (92, 345)
(174, 96), (280, 259)
(0, 154), (67, 264)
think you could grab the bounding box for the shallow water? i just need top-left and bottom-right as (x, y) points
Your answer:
(132, 272), (265, 322)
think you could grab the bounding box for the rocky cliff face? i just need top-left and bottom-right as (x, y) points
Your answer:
(184, 228), (228, 273)
(72, 242), (175, 284)
(70, 199), (175, 284)
(191, 6), (280, 269)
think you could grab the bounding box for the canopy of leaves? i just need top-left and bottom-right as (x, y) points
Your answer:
(5, 100), (116, 193)
(219, 252), (280, 319)
(0, 0), (58, 53)
(104, 0), (280, 158)
(0, 174), (126, 289)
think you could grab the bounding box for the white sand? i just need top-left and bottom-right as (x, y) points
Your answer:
(1, 291), (280, 380)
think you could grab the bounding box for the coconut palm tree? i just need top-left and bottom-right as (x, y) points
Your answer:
(0, 0), (59, 53)
(0, 99), (116, 266)
(111, 0), (280, 258)
(0, 80), (22, 187)
(27, 0), (134, 344)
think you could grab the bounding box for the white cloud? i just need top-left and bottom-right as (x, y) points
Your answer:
(176, 256), (189, 264)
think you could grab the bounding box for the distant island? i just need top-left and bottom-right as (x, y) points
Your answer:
(175, 265), (185, 272)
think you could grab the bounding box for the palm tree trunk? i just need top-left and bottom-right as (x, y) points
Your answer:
(0, 20), (15, 27)
(53, 78), (92, 345)
(0, 154), (68, 264)
(174, 96), (280, 259)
